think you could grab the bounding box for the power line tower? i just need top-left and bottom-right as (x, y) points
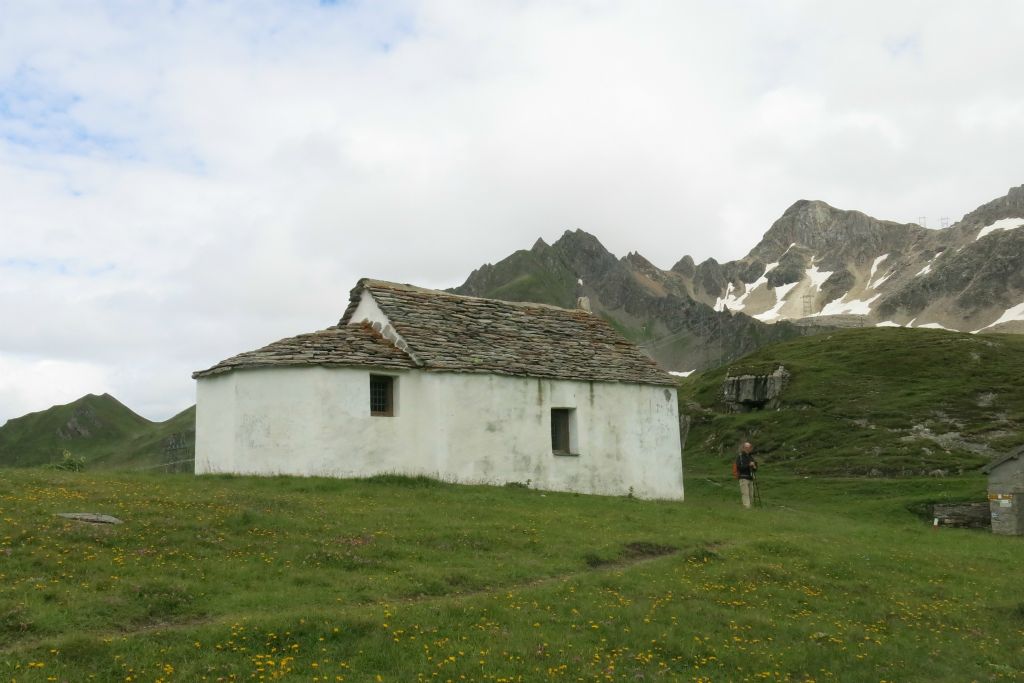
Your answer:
(917, 216), (928, 228)
(802, 293), (815, 317)
(940, 216), (950, 228)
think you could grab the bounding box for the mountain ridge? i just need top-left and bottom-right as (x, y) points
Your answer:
(455, 229), (831, 372)
(455, 184), (1024, 372)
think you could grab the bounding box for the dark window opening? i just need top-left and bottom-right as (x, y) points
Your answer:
(551, 408), (572, 454)
(370, 375), (394, 416)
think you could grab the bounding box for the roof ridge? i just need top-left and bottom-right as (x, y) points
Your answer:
(359, 317), (423, 367)
(357, 278), (582, 313)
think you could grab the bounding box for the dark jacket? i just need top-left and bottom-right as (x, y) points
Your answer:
(736, 452), (757, 480)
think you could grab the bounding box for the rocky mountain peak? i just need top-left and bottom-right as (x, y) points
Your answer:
(550, 229), (619, 275)
(953, 184), (1024, 239)
(670, 254), (696, 277)
(454, 182), (1024, 373)
(623, 251), (658, 272)
(1009, 184), (1024, 205)
(553, 228), (608, 252)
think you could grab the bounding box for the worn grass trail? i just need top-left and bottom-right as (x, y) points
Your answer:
(1, 470), (1022, 681)
(0, 538), (686, 658)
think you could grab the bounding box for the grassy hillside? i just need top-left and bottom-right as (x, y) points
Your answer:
(680, 328), (1024, 476)
(0, 394), (195, 471)
(454, 247), (579, 308)
(1, 469), (1020, 681)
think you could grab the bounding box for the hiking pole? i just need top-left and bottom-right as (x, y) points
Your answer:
(752, 476), (764, 507)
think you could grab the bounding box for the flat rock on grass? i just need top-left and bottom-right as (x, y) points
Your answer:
(56, 512), (123, 525)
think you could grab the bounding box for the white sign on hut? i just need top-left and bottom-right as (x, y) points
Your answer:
(192, 279), (684, 499)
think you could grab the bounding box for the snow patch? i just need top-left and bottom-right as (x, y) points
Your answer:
(977, 301), (1024, 331)
(806, 265), (833, 290)
(577, 278), (583, 286)
(867, 254), (895, 290)
(916, 322), (955, 331)
(914, 252), (940, 278)
(976, 217), (1024, 240)
(875, 321), (901, 327)
(869, 254), (889, 279)
(713, 262), (779, 312)
(752, 281), (799, 322)
(669, 370), (695, 378)
(818, 293), (881, 316)
(714, 282), (746, 312)
(870, 271), (895, 290)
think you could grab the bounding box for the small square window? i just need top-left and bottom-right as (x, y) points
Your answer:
(551, 408), (576, 455)
(370, 375), (394, 416)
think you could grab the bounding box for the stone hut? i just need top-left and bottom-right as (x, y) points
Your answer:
(192, 279), (684, 499)
(982, 445), (1024, 535)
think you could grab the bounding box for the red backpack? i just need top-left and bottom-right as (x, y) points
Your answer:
(732, 460), (739, 479)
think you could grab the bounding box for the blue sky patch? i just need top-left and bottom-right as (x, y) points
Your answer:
(0, 66), (137, 160)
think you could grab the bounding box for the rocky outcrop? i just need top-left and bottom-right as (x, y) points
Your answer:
(57, 405), (102, 440)
(721, 366), (790, 412)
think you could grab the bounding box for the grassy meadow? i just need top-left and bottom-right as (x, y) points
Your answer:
(1, 468), (1021, 682)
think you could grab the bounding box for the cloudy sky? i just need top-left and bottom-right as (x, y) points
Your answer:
(1, 0), (1023, 425)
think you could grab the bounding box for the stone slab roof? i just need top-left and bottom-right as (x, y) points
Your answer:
(338, 279), (676, 386)
(981, 444), (1024, 474)
(192, 322), (417, 379)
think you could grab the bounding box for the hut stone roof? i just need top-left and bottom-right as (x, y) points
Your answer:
(982, 444), (1024, 474)
(194, 278), (675, 386)
(338, 279), (675, 385)
(192, 322), (417, 378)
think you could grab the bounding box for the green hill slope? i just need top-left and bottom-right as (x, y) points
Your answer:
(679, 328), (1024, 476)
(0, 394), (195, 471)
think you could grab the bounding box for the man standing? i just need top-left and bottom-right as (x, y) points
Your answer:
(736, 442), (758, 508)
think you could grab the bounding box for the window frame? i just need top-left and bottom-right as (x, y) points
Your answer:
(369, 374), (396, 417)
(550, 407), (577, 456)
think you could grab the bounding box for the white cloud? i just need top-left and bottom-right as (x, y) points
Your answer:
(1, 1), (1023, 423)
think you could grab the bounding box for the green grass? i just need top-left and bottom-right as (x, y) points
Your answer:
(680, 328), (1024, 476)
(1, 469), (1021, 681)
(456, 248), (579, 309)
(0, 394), (194, 471)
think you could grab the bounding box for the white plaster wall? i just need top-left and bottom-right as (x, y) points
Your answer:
(195, 367), (683, 500)
(348, 289), (389, 327)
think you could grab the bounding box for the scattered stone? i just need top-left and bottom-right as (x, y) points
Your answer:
(57, 513), (123, 525)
